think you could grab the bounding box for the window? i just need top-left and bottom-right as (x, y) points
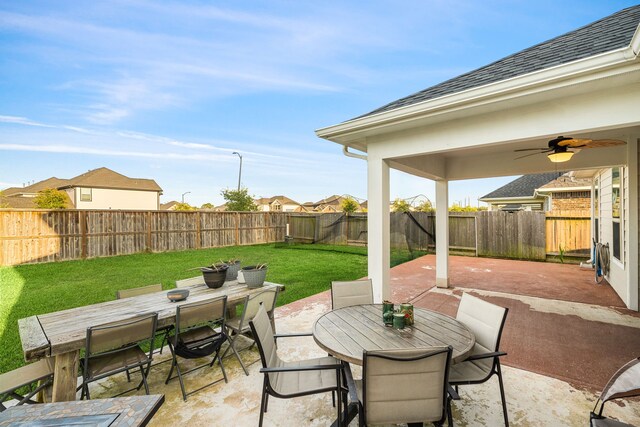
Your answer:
(611, 167), (622, 261)
(80, 187), (92, 202)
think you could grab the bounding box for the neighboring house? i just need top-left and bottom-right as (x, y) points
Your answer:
(480, 172), (563, 211)
(317, 5), (640, 310)
(303, 195), (366, 212)
(2, 167), (162, 210)
(255, 196), (301, 212)
(160, 201), (180, 210)
(480, 171), (593, 212)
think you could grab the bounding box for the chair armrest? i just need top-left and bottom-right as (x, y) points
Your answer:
(465, 351), (507, 361)
(273, 332), (313, 340)
(447, 384), (460, 400)
(260, 364), (343, 373)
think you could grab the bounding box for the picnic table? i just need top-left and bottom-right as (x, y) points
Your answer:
(18, 280), (282, 402)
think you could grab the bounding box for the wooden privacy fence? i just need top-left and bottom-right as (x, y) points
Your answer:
(0, 210), (288, 266)
(289, 210), (591, 261)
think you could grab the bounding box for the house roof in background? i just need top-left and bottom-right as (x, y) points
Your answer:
(3, 177), (70, 196)
(61, 167), (162, 192)
(538, 174), (593, 190)
(160, 201), (179, 210)
(359, 5), (640, 119)
(255, 195), (300, 205)
(481, 172), (564, 199)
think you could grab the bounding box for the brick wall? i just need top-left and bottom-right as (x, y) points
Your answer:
(551, 197), (590, 212)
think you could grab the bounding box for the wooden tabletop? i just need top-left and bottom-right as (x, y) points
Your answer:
(313, 305), (475, 365)
(0, 394), (164, 426)
(19, 281), (281, 361)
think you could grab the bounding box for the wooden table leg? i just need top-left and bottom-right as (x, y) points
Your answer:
(51, 351), (79, 402)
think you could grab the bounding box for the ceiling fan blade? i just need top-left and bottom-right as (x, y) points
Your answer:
(514, 148), (547, 152)
(557, 138), (591, 147)
(580, 139), (627, 149)
(515, 151), (546, 160)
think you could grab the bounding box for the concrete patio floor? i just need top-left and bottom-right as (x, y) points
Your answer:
(86, 255), (640, 426)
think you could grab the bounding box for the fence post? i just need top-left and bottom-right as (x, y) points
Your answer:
(235, 212), (240, 245)
(196, 211), (202, 249)
(146, 211), (152, 252)
(80, 211), (88, 259)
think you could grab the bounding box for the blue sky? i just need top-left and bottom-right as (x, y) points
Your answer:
(0, 1), (636, 207)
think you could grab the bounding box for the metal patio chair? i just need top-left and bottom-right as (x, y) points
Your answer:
(221, 287), (280, 375)
(0, 359), (54, 412)
(591, 356), (640, 427)
(331, 279), (374, 309)
(164, 295), (243, 401)
(78, 312), (158, 400)
(449, 293), (510, 426)
(249, 304), (347, 427)
(356, 347), (454, 426)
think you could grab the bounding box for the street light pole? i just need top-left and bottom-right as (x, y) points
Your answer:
(181, 191), (191, 203)
(232, 152), (243, 191)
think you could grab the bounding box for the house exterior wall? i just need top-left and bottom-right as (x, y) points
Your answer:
(551, 195), (590, 212)
(72, 187), (159, 210)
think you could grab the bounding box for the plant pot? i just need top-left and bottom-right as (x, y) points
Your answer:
(225, 260), (241, 281)
(201, 265), (228, 289)
(241, 266), (267, 288)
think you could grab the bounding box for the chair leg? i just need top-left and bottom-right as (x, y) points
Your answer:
(447, 396), (454, 427)
(223, 334), (249, 376)
(259, 378), (268, 427)
(215, 352), (229, 383)
(496, 360), (509, 427)
(125, 369), (131, 382)
(137, 366), (150, 394)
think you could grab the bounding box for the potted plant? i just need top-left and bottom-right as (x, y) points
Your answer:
(223, 258), (241, 281)
(193, 263), (229, 289)
(241, 263), (268, 288)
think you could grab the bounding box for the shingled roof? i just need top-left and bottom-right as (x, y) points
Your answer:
(60, 167), (162, 192)
(481, 172), (564, 199)
(360, 5), (640, 118)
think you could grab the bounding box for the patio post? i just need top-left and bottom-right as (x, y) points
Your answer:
(435, 179), (449, 288)
(627, 136), (639, 310)
(367, 154), (390, 302)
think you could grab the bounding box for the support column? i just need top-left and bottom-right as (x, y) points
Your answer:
(435, 180), (449, 288)
(367, 155), (390, 303)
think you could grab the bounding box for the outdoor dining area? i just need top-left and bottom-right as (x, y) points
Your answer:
(2, 256), (640, 426)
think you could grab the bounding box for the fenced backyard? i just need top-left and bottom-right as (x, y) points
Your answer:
(0, 209), (590, 266)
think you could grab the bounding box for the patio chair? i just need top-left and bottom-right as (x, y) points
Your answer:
(331, 279), (374, 309)
(449, 293), (509, 426)
(175, 276), (204, 288)
(164, 295), (243, 401)
(78, 312), (158, 400)
(356, 346), (454, 426)
(0, 358), (54, 412)
(221, 287), (280, 375)
(590, 356), (640, 427)
(249, 304), (347, 427)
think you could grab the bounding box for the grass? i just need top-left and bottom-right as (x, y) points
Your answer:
(0, 243), (424, 374)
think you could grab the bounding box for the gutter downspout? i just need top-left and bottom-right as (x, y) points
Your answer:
(343, 145), (367, 161)
(624, 24), (640, 59)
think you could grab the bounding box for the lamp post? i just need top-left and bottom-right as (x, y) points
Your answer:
(181, 191), (191, 203)
(232, 151), (243, 191)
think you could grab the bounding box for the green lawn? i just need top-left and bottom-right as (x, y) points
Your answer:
(0, 243), (424, 374)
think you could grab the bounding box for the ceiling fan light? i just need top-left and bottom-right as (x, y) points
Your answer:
(548, 150), (574, 163)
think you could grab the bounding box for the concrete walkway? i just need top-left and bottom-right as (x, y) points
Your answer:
(86, 255), (640, 426)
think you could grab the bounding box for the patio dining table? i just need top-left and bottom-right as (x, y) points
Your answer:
(18, 279), (282, 403)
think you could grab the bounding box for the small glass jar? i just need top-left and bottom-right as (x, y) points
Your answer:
(393, 313), (405, 329)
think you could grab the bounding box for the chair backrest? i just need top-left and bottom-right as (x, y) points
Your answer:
(600, 357), (640, 403)
(175, 276), (204, 288)
(241, 288), (280, 324)
(331, 279), (374, 309)
(116, 284), (162, 299)
(176, 295), (227, 332)
(0, 358), (54, 395)
(249, 304), (281, 374)
(456, 293), (508, 355)
(86, 312), (158, 356)
(362, 347), (452, 425)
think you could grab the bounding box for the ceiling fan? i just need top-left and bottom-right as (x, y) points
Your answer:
(515, 136), (626, 162)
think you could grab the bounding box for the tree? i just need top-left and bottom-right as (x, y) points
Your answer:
(415, 199), (435, 213)
(391, 198), (411, 213)
(221, 188), (258, 211)
(201, 202), (214, 209)
(34, 188), (68, 209)
(341, 197), (359, 213)
(173, 202), (196, 211)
